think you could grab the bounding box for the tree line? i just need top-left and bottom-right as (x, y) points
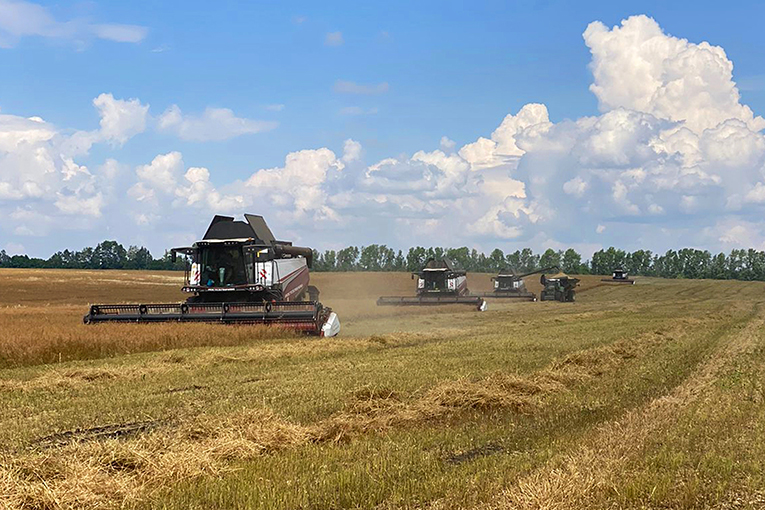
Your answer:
(311, 245), (765, 281)
(0, 241), (184, 270)
(4, 241), (765, 282)
(309, 246), (588, 274)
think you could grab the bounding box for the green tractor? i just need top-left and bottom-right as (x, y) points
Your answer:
(539, 272), (579, 302)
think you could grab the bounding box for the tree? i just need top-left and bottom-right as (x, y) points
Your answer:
(655, 250), (681, 278)
(322, 250), (337, 271)
(561, 248), (582, 274)
(126, 246), (153, 270)
(489, 249), (505, 272)
(709, 252), (727, 280)
(394, 250), (405, 271)
(591, 247), (627, 275)
(49, 249), (82, 269)
(539, 248), (561, 270)
(0, 250), (8, 267)
(92, 241), (127, 269)
(406, 247), (427, 271)
(626, 249), (653, 276)
(505, 250), (521, 271)
(77, 247), (95, 269)
(518, 248), (538, 273)
(336, 246), (359, 271)
(678, 248), (710, 279)
(380, 246), (396, 270)
(356, 245), (397, 271)
(744, 249), (765, 281)
(726, 249), (744, 280)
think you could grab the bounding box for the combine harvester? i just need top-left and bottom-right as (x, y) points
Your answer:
(602, 268), (636, 284)
(540, 271), (579, 302)
(377, 258), (487, 311)
(83, 214), (340, 337)
(478, 266), (560, 301)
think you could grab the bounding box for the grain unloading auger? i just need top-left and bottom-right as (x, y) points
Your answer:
(477, 266), (560, 301)
(83, 214), (340, 337)
(377, 258), (487, 311)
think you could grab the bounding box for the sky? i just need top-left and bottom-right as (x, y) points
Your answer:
(2, 0), (765, 258)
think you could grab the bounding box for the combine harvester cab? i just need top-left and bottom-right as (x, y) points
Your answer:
(539, 271), (579, 303)
(478, 266), (560, 301)
(83, 214), (340, 337)
(377, 258), (486, 311)
(602, 268), (636, 284)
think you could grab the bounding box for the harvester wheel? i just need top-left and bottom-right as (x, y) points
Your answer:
(308, 285), (320, 302)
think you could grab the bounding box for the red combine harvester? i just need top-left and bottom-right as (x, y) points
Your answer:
(377, 258), (486, 310)
(83, 214), (340, 337)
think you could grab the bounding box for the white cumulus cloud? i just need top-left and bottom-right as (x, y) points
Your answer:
(584, 15), (765, 133)
(93, 93), (149, 146)
(158, 105), (278, 142)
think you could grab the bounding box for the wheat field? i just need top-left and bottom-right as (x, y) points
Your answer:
(1, 268), (764, 509)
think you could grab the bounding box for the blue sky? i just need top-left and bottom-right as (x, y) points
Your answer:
(2, 0), (765, 258)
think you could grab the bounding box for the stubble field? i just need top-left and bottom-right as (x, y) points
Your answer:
(1, 268), (764, 509)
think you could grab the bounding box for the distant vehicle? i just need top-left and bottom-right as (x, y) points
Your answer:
(602, 268), (636, 284)
(377, 258), (486, 310)
(540, 272), (579, 302)
(477, 266), (560, 301)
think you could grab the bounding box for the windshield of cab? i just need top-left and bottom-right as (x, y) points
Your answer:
(198, 245), (247, 286)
